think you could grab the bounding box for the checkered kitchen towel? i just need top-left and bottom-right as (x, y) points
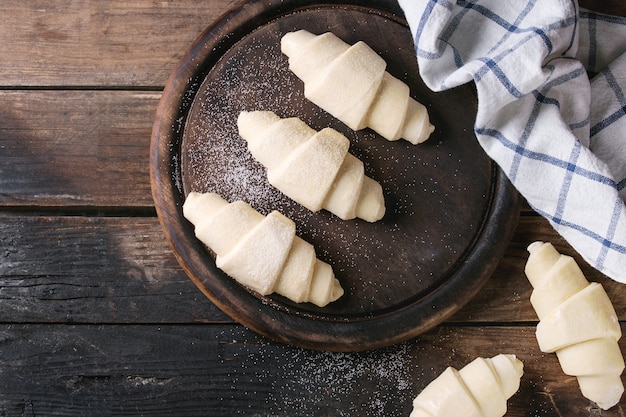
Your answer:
(398, 0), (626, 283)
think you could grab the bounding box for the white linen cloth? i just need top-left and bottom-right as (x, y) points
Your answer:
(398, 0), (626, 283)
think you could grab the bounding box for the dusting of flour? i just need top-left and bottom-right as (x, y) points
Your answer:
(264, 341), (419, 416)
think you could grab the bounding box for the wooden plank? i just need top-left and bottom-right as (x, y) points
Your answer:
(0, 215), (227, 323)
(0, 323), (623, 416)
(0, 90), (157, 208)
(0, 0), (242, 87)
(1, 214), (624, 325)
(579, 0), (626, 16)
(1, 0), (622, 89)
(0, 1), (623, 88)
(451, 212), (626, 322)
(0, 90), (541, 211)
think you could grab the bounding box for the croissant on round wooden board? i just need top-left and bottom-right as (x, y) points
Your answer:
(281, 29), (434, 145)
(183, 192), (344, 307)
(237, 110), (385, 222)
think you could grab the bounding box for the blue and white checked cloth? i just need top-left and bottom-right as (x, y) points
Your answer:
(398, 0), (626, 283)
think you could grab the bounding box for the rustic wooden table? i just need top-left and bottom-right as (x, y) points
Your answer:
(1, 1), (624, 416)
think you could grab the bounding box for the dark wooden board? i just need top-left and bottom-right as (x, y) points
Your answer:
(0, 0), (244, 88)
(1, 323), (624, 417)
(151, 0), (521, 351)
(2, 0), (625, 414)
(1, 214), (623, 325)
(0, 215), (227, 324)
(0, 90), (157, 208)
(579, 0), (626, 15)
(0, 0), (622, 88)
(451, 213), (626, 323)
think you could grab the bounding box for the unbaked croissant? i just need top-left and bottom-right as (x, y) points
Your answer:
(237, 110), (385, 222)
(410, 354), (523, 417)
(281, 29), (434, 144)
(525, 241), (624, 410)
(183, 192), (344, 307)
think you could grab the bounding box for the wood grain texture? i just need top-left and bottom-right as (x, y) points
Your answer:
(0, 0), (622, 88)
(451, 214), (626, 322)
(579, 0), (626, 15)
(1, 214), (623, 325)
(0, 0), (243, 87)
(0, 215), (227, 323)
(1, 0), (625, 414)
(0, 90), (157, 208)
(1, 324), (624, 417)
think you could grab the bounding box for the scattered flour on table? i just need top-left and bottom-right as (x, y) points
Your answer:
(265, 343), (417, 416)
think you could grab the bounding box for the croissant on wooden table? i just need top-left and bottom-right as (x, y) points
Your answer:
(525, 241), (624, 410)
(410, 354), (523, 417)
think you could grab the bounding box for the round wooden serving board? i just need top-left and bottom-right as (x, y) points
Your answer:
(150, 0), (521, 352)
